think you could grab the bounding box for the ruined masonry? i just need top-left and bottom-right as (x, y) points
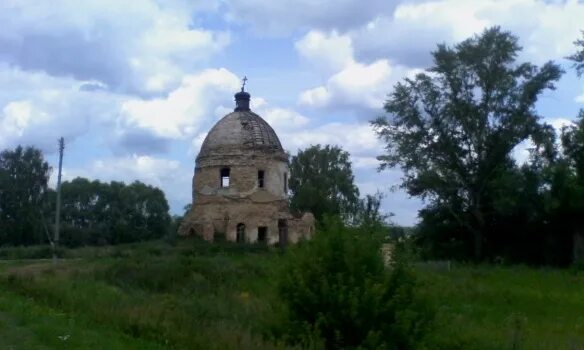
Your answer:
(179, 87), (315, 244)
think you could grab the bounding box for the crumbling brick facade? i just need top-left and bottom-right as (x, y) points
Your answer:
(179, 89), (315, 244)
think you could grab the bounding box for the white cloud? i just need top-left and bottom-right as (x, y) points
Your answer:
(350, 0), (584, 67)
(576, 91), (584, 104)
(90, 155), (182, 188)
(300, 60), (401, 110)
(262, 107), (310, 129)
(295, 30), (421, 111)
(297, 35), (419, 111)
(251, 96), (310, 131)
(225, 0), (398, 35)
(280, 122), (383, 159)
(0, 65), (123, 152)
(115, 68), (240, 150)
(296, 1), (583, 113)
(0, 65), (244, 156)
(0, 0), (229, 94)
(295, 31), (355, 74)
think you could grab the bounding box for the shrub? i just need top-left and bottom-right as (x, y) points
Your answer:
(275, 218), (433, 349)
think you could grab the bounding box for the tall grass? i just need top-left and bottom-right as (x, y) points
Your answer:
(418, 265), (584, 349)
(1, 240), (583, 349)
(0, 240), (288, 349)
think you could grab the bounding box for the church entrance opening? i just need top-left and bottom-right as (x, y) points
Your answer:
(278, 219), (288, 247)
(236, 223), (246, 243)
(258, 226), (267, 243)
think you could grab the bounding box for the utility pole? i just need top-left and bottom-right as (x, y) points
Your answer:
(54, 137), (64, 261)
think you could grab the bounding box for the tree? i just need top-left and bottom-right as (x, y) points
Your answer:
(568, 31), (584, 76)
(0, 146), (51, 245)
(372, 27), (562, 261)
(289, 145), (360, 221)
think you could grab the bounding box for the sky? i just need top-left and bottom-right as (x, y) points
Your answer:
(1, 0), (583, 226)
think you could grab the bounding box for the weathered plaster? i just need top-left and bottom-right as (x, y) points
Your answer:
(179, 107), (314, 245)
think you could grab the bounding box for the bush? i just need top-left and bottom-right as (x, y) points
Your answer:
(275, 218), (433, 349)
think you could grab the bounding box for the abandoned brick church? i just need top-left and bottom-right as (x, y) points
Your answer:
(178, 86), (315, 244)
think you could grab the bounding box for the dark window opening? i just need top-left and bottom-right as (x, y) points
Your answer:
(258, 170), (265, 188)
(236, 223), (246, 243)
(220, 168), (230, 188)
(258, 226), (267, 243)
(283, 173), (288, 194)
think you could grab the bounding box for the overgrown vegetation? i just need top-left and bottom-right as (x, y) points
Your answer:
(275, 218), (432, 349)
(0, 240), (583, 349)
(373, 26), (584, 266)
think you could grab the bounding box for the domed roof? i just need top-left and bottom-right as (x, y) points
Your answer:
(198, 111), (284, 157)
(197, 89), (285, 160)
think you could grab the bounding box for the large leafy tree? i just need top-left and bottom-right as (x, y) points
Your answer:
(289, 144), (360, 221)
(0, 146), (51, 245)
(372, 27), (562, 261)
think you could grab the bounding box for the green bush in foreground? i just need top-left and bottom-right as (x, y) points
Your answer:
(276, 219), (433, 349)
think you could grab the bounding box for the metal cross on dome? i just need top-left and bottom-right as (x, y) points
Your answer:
(241, 76), (248, 92)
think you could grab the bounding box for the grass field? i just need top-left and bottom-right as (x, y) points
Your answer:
(0, 240), (582, 349)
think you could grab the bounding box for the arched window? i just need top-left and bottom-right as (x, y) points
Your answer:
(236, 223), (246, 243)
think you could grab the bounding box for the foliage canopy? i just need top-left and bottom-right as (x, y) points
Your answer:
(289, 144), (360, 221)
(0, 146), (51, 245)
(372, 27), (562, 261)
(276, 218), (433, 349)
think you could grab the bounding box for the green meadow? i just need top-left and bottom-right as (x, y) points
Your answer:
(0, 240), (582, 349)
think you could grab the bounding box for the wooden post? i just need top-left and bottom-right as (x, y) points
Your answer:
(54, 137), (64, 261)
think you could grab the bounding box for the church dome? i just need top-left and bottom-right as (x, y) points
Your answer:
(197, 89), (285, 160)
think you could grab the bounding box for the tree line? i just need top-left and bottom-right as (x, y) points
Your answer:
(0, 146), (171, 247)
(0, 142), (392, 248)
